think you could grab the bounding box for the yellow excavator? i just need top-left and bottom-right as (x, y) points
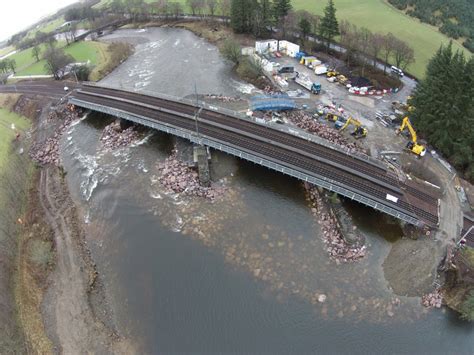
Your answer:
(340, 116), (367, 139)
(396, 116), (426, 157)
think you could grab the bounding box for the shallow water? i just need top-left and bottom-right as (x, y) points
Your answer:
(60, 28), (474, 353)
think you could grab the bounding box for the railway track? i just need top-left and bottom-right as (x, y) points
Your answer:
(73, 90), (439, 226)
(462, 214), (474, 247)
(79, 85), (438, 207)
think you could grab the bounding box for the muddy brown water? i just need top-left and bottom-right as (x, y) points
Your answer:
(60, 28), (474, 353)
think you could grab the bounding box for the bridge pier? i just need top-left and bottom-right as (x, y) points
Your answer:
(193, 145), (211, 187)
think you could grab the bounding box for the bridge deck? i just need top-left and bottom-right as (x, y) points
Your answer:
(69, 84), (440, 228)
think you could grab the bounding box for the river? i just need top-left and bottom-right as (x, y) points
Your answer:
(60, 28), (473, 353)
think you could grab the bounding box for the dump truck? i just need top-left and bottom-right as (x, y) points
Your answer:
(294, 73), (321, 94)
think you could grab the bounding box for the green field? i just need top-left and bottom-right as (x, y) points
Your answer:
(0, 108), (30, 168)
(9, 41), (107, 76)
(292, 0), (471, 77)
(25, 17), (65, 40)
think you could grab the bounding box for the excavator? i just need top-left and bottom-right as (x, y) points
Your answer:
(339, 116), (367, 139)
(396, 116), (426, 157)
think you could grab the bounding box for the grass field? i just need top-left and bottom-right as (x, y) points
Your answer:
(292, 0), (471, 77)
(0, 108), (30, 168)
(25, 17), (65, 40)
(9, 41), (108, 76)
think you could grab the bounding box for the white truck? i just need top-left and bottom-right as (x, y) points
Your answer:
(294, 73), (321, 94)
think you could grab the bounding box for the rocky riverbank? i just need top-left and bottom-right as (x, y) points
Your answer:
(29, 105), (83, 166)
(421, 289), (444, 308)
(157, 149), (227, 201)
(306, 184), (367, 263)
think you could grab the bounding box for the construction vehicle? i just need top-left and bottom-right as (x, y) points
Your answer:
(294, 73), (321, 94)
(336, 74), (349, 85)
(339, 116), (367, 139)
(325, 113), (340, 122)
(326, 69), (338, 77)
(396, 116), (426, 157)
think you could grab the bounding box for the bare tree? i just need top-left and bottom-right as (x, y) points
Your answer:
(218, 0), (231, 18)
(355, 27), (371, 76)
(381, 32), (396, 74)
(368, 32), (384, 68)
(339, 20), (358, 67)
(153, 0), (168, 15)
(187, 0), (205, 16)
(393, 38), (415, 70)
(206, 0), (218, 16)
(168, 2), (183, 19)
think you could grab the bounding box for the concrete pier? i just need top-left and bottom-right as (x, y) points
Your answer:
(194, 145), (211, 187)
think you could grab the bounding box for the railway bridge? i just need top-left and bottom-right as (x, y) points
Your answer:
(68, 83), (440, 228)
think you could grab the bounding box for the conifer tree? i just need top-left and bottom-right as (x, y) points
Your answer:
(319, 0), (339, 51)
(273, 0), (292, 36)
(411, 42), (474, 180)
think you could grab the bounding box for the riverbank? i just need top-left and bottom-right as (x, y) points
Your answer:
(0, 95), (135, 352)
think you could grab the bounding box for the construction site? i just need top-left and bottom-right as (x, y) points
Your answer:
(243, 38), (473, 251)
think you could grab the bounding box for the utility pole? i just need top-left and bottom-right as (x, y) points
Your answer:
(194, 82), (200, 139)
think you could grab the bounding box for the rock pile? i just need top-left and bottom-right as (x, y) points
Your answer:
(421, 289), (443, 308)
(100, 121), (140, 151)
(205, 94), (244, 102)
(306, 185), (366, 263)
(284, 111), (364, 154)
(29, 105), (82, 166)
(157, 150), (227, 201)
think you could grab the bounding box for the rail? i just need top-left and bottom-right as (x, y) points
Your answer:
(69, 97), (423, 227)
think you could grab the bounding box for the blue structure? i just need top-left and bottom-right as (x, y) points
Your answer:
(250, 95), (296, 111)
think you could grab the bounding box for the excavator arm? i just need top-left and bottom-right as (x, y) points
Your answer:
(397, 117), (426, 157)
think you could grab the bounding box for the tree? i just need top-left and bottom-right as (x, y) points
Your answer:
(230, 0), (256, 33)
(411, 42), (474, 180)
(219, 0), (231, 17)
(381, 32), (396, 74)
(319, 0), (339, 51)
(206, 0), (218, 16)
(7, 59), (16, 74)
(187, 0), (206, 16)
(221, 38), (241, 64)
(168, 2), (183, 18)
(299, 17), (311, 41)
(43, 47), (74, 80)
(32, 46), (41, 62)
(153, 0), (169, 15)
(368, 32), (384, 68)
(273, 0), (292, 37)
(392, 38), (415, 70)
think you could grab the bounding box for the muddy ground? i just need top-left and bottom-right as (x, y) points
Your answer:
(1, 94), (134, 353)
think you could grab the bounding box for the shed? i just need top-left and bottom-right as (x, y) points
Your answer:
(278, 40), (300, 57)
(255, 40), (278, 54)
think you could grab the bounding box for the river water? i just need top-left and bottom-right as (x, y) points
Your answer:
(61, 28), (473, 353)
